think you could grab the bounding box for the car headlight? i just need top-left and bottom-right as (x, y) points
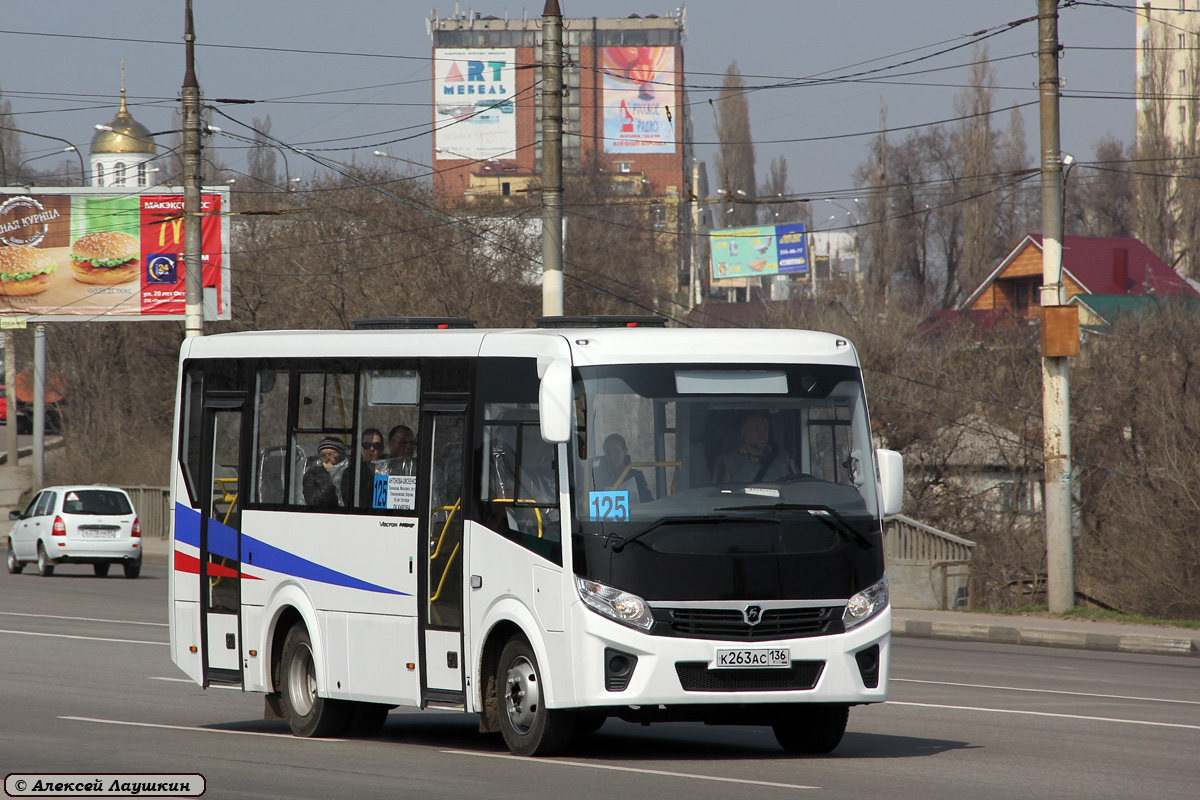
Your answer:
(843, 574), (889, 631)
(576, 577), (654, 631)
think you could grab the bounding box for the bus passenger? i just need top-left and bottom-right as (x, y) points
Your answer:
(594, 433), (652, 502)
(713, 412), (796, 484)
(357, 428), (386, 507)
(302, 437), (349, 508)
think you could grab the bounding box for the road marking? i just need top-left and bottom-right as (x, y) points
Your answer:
(888, 701), (1200, 731)
(61, 716), (342, 741)
(0, 628), (167, 646)
(0, 610), (167, 627)
(443, 750), (819, 790)
(150, 676), (242, 690)
(893, 678), (1200, 706)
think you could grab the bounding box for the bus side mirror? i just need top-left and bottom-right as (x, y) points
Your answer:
(539, 358), (572, 444)
(876, 448), (903, 517)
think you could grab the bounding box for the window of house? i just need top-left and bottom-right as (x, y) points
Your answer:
(617, 161), (632, 173)
(1180, 33), (1188, 49)
(114, 161), (127, 186)
(138, 163), (148, 186)
(95, 163), (105, 187)
(1181, 104), (1188, 125)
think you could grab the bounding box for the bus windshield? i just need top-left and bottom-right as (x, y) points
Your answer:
(573, 363), (879, 529)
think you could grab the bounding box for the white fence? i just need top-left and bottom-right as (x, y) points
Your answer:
(884, 513), (976, 609)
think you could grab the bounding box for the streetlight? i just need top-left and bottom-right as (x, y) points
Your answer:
(16, 147), (79, 183)
(374, 150), (429, 170)
(0, 125), (86, 184)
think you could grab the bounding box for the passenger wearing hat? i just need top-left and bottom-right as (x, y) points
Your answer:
(302, 437), (350, 508)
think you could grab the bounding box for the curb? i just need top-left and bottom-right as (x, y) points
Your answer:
(892, 617), (1198, 658)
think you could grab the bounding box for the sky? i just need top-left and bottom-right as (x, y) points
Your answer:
(1, 1), (1135, 207)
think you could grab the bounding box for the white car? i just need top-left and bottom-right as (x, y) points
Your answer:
(6, 485), (142, 578)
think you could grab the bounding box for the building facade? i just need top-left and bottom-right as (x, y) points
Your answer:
(1135, 2), (1197, 146)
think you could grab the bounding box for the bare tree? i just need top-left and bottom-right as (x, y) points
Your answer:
(1134, 22), (1178, 269)
(0, 83), (23, 185)
(712, 62), (758, 228)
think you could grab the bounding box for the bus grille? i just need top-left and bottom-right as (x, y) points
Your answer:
(660, 606), (842, 640)
(675, 661), (825, 692)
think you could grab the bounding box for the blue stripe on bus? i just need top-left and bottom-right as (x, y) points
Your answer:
(174, 503), (409, 596)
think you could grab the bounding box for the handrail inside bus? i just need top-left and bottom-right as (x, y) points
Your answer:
(613, 461), (681, 494)
(487, 497), (546, 538)
(429, 542), (460, 604)
(430, 498), (462, 560)
(213, 477), (239, 526)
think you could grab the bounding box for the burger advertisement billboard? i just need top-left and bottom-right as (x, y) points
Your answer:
(0, 188), (230, 321)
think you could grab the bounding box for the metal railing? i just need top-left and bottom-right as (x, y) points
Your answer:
(884, 513), (976, 610)
(122, 486), (170, 539)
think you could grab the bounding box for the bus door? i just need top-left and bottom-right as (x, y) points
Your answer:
(422, 406), (467, 700)
(199, 399), (245, 686)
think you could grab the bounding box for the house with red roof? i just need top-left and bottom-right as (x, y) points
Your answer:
(959, 235), (1200, 321)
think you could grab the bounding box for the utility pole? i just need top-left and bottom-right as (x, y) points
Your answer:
(541, 0), (564, 317)
(1038, 0), (1074, 612)
(3, 331), (16, 469)
(182, 0), (204, 338)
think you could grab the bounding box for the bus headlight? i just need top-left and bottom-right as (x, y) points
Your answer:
(843, 575), (889, 631)
(576, 577), (654, 631)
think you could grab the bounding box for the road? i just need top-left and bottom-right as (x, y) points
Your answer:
(1, 564), (1197, 800)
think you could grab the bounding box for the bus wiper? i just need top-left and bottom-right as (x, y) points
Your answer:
(605, 514), (778, 553)
(714, 503), (873, 548)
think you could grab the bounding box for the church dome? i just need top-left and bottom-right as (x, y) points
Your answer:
(91, 91), (156, 155)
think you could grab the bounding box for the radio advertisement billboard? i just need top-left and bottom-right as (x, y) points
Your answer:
(710, 222), (808, 281)
(602, 47), (676, 153)
(0, 187), (231, 322)
(433, 48), (516, 161)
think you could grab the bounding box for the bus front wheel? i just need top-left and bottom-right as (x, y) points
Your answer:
(772, 703), (850, 755)
(280, 624), (347, 738)
(497, 637), (574, 756)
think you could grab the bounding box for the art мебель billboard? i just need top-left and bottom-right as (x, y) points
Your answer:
(433, 48), (516, 161)
(0, 187), (230, 322)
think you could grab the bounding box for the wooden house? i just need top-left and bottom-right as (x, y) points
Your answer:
(960, 235), (1199, 321)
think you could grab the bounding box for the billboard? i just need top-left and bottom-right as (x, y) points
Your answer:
(0, 188), (230, 321)
(602, 47), (676, 154)
(433, 48), (516, 161)
(710, 223), (808, 281)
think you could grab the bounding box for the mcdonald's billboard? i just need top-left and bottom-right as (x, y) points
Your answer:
(0, 187), (231, 321)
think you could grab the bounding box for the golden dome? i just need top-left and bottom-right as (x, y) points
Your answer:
(91, 90), (156, 155)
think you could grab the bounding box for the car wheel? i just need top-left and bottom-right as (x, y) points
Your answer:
(497, 637), (574, 756)
(94, 563), (111, 578)
(6, 540), (22, 574)
(123, 558), (141, 579)
(280, 624), (347, 737)
(772, 704), (850, 755)
(36, 543), (54, 577)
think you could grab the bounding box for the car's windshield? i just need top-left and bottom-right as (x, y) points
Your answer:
(572, 363), (878, 530)
(61, 490), (133, 516)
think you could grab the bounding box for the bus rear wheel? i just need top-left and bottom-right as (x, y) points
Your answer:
(497, 637), (574, 756)
(280, 624), (347, 738)
(772, 704), (850, 755)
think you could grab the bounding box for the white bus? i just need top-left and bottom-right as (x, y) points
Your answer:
(168, 317), (903, 756)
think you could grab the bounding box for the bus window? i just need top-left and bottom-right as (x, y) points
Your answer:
(290, 370), (355, 508)
(480, 403), (561, 564)
(251, 370), (290, 505)
(178, 366), (204, 508)
(356, 368), (420, 510)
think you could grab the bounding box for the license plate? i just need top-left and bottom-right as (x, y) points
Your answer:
(713, 648), (790, 669)
(79, 529), (116, 539)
